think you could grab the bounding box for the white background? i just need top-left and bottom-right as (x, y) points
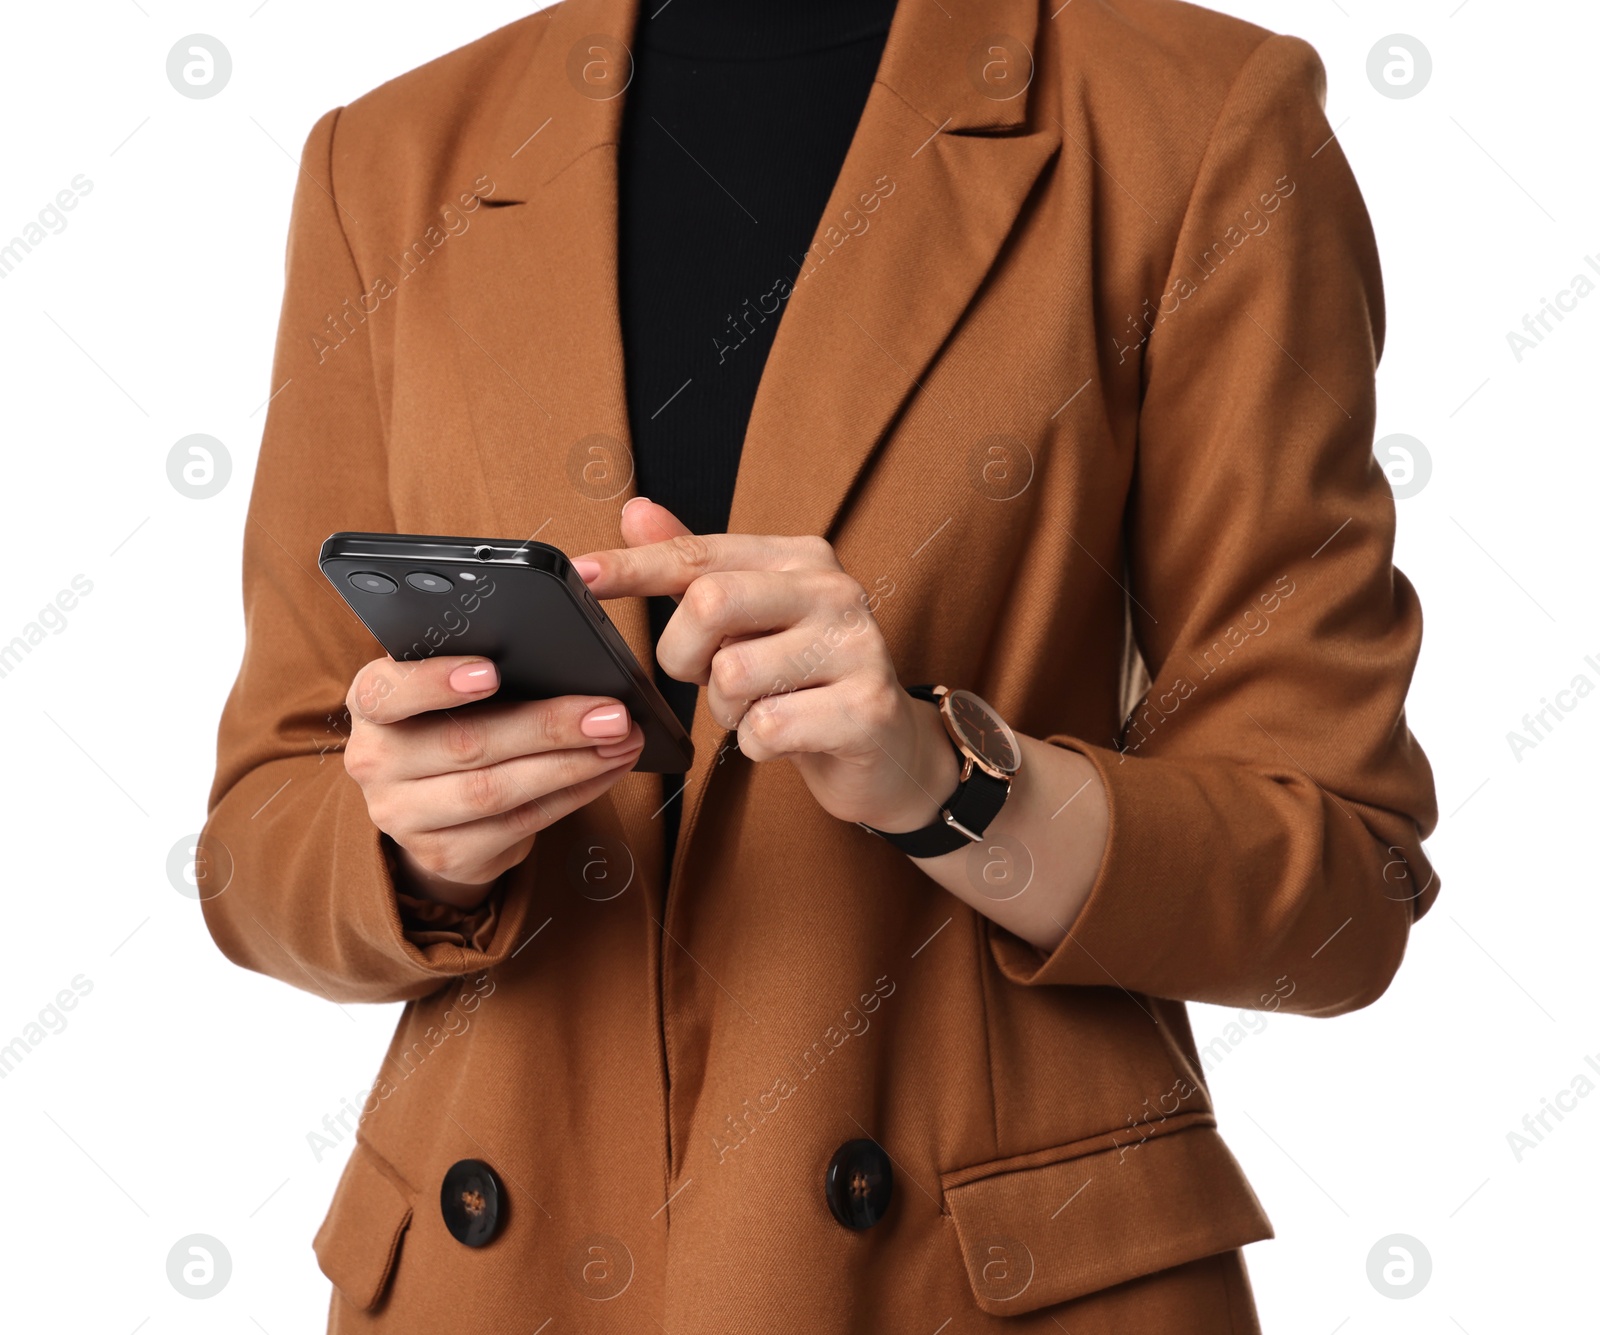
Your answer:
(0, 1), (1592, 1331)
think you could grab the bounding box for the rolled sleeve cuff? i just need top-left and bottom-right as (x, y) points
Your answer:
(373, 829), (531, 980)
(989, 733), (1182, 991)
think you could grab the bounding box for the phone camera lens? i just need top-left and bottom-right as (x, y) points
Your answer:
(405, 571), (453, 594)
(348, 571), (398, 595)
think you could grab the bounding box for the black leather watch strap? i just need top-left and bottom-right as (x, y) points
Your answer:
(860, 685), (1011, 858)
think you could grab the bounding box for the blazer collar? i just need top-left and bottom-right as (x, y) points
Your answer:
(446, 0), (1059, 887)
(480, 0), (1046, 197)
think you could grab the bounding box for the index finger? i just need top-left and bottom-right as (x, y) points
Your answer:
(346, 654), (499, 725)
(572, 532), (837, 600)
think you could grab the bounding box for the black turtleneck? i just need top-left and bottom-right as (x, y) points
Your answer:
(618, 0), (897, 880)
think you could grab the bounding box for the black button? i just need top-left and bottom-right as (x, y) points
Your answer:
(825, 1139), (893, 1230)
(441, 1159), (504, 1247)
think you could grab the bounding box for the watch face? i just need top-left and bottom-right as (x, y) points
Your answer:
(943, 689), (1020, 777)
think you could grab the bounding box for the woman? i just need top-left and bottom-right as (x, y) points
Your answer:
(201, 0), (1441, 1329)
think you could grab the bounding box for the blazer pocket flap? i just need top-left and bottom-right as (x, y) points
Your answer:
(313, 1140), (415, 1311)
(943, 1119), (1273, 1316)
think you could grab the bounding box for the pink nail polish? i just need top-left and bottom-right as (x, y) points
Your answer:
(449, 662), (497, 694)
(572, 558), (602, 583)
(580, 705), (629, 738)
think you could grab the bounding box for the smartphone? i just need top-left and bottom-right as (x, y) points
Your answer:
(318, 531), (694, 773)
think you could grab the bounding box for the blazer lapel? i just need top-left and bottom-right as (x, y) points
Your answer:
(446, 0), (644, 587)
(726, 0), (1060, 543)
(674, 0), (1062, 884)
(445, 0), (668, 870)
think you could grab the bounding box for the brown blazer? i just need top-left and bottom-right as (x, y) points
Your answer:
(201, 0), (1442, 1328)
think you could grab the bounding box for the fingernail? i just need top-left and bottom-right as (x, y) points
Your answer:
(595, 733), (644, 759)
(449, 661), (497, 694)
(622, 496), (651, 515)
(580, 705), (629, 738)
(572, 557), (602, 583)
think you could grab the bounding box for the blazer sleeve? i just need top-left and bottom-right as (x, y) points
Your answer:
(198, 107), (537, 1005)
(989, 35), (1441, 1017)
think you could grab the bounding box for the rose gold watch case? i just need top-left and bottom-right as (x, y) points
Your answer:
(931, 685), (1021, 783)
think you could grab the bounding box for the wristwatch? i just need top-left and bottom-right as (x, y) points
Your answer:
(859, 685), (1020, 858)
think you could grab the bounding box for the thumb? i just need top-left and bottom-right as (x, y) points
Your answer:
(620, 496), (693, 547)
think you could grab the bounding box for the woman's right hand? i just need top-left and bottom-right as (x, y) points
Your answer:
(342, 654), (645, 910)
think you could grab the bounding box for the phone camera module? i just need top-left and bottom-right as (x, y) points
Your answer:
(405, 571), (454, 594)
(348, 571), (398, 595)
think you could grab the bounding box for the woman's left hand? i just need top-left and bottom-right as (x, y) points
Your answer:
(572, 498), (957, 834)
